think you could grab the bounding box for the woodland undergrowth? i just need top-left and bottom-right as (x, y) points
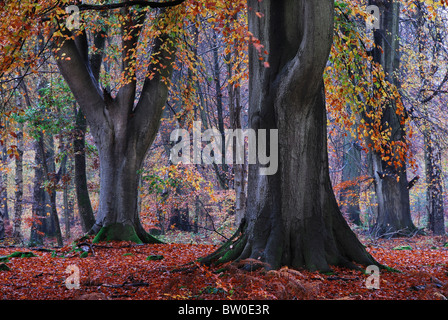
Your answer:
(1, 234), (448, 300)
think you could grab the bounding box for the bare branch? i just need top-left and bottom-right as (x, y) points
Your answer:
(76, 0), (185, 11)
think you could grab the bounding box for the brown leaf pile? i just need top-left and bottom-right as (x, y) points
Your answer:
(0, 235), (447, 300)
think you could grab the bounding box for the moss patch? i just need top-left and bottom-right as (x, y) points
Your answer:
(393, 245), (413, 251)
(146, 255), (164, 261)
(6, 251), (37, 258)
(93, 223), (143, 244)
(0, 263), (10, 271)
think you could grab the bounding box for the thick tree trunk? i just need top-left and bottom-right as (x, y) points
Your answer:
(369, 0), (417, 237)
(371, 155), (416, 237)
(54, 8), (178, 243)
(90, 132), (161, 243)
(202, 0), (377, 271)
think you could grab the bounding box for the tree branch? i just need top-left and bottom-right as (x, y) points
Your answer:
(115, 8), (147, 115)
(76, 0), (186, 11)
(276, 1), (334, 103)
(421, 69), (448, 104)
(89, 26), (108, 83)
(53, 27), (106, 126)
(133, 33), (177, 153)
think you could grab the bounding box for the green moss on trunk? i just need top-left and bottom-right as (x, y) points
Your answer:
(93, 224), (143, 243)
(92, 223), (162, 244)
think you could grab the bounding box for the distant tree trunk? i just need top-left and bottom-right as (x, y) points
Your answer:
(12, 123), (24, 241)
(0, 145), (9, 240)
(169, 204), (191, 231)
(369, 0), (417, 237)
(63, 182), (71, 240)
(193, 196), (200, 233)
(39, 133), (64, 246)
(340, 138), (362, 225)
(227, 21), (247, 226)
(29, 139), (45, 246)
(414, 2), (445, 236)
(212, 30), (230, 189)
(0, 206), (4, 241)
(202, 0), (377, 271)
(61, 138), (73, 240)
(73, 108), (95, 233)
(424, 129), (445, 235)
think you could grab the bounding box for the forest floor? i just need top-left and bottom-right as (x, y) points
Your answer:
(1, 234), (448, 300)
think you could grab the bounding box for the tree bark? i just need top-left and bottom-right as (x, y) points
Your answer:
(202, 0), (377, 271)
(227, 31), (246, 226)
(369, 0), (417, 237)
(12, 123), (23, 241)
(424, 129), (445, 235)
(54, 8), (178, 243)
(73, 108), (95, 233)
(0, 145), (8, 240)
(38, 133), (64, 246)
(29, 139), (45, 246)
(340, 139), (362, 226)
(212, 30), (230, 189)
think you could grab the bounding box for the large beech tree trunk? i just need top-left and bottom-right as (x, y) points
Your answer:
(202, 0), (377, 271)
(91, 124), (157, 242)
(54, 8), (178, 243)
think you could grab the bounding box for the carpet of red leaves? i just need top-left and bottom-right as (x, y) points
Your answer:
(0, 235), (447, 300)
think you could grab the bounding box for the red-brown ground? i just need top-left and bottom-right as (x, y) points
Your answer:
(0, 235), (447, 300)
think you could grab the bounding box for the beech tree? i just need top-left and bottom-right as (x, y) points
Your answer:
(54, 1), (185, 242)
(203, 0), (377, 271)
(368, 0), (417, 237)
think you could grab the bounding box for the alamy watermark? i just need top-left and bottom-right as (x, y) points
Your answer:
(169, 121), (278, 176)
(366, 5), (380, 32)
(65, 264), (80, 289)
(66, 5), (80, 31)
(365, 265), (380, 289)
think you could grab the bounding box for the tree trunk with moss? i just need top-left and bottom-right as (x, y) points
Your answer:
(55, 8), (179, 243)
(202, 0), (377, 271)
